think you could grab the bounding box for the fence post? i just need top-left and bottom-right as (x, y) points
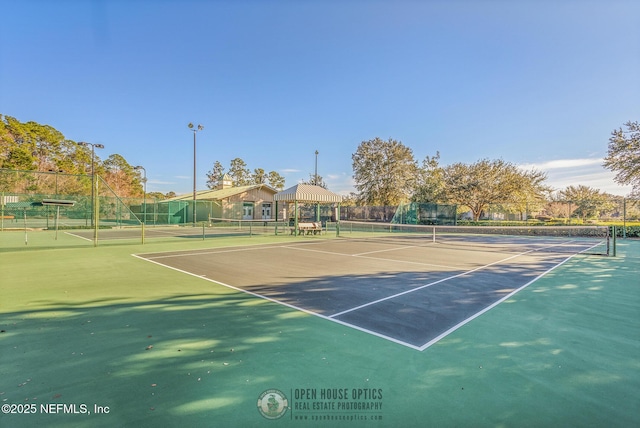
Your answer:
(93, 177), (99, 247)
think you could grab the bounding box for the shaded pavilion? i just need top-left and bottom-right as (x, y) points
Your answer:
(274, 184), (342, 234)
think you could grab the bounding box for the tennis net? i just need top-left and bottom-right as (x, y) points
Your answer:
(328, 220), (612, 256)
(208, 217), (290, 236)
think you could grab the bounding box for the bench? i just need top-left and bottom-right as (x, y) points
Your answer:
(1, 215), (15, 220)
(290, 222), (323, 235)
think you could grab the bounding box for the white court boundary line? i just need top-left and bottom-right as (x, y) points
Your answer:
(132, 238), (601, 351)
(328, 246), (549, 318)
(131, 252), (429, 350)
(281, 243), (462, 270)
(64, 231), (93, 242)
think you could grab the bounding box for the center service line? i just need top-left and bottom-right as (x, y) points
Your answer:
(327, 242), (569, 319)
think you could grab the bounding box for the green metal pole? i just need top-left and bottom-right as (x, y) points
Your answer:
(294, 200), (298, 235)
(55, 205), (60, 240)
(24, 208), (28, 245)
(93, 177), (99, 247)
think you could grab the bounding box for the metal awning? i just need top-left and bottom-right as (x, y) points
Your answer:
(274, 184), (342, 203)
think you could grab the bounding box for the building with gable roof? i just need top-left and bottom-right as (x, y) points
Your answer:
(165, 174), (280, 221)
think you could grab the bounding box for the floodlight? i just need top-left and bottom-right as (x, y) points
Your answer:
(188, 122), (204, 226)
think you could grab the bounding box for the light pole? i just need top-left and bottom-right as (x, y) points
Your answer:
(134, 166), (147, 224)
(314, 150), (319, 185)
(48, 168), (64, 196)
(314, 150), (319, 222)
(77, 141), (104, 227)
(188, 123), (203, 226)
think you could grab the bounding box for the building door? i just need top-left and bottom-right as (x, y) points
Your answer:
(261, 203), (272, 220)
(242, 202), (254, 220)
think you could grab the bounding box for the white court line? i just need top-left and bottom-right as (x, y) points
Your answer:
(132, 238), (599, 351)
(139, 243), (285, 260)
(64, 231), (93, 242)
(352, 243), (434, 257)
(131, 252), (425, 351)
(327, 248), (538, 318)
(328, 239), (584, 319)
(416, 251), (581, 351)
(283, 244), (461, 270)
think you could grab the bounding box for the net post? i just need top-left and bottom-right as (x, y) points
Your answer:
(141, 222), (145, 245)
(612, 225), (617, 257)
(202, 222), (205, 240)
(623, 198), (627, 239)
(432, 226), (436, 243)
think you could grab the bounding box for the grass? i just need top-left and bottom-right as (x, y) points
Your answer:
(1, 230), (639, 427)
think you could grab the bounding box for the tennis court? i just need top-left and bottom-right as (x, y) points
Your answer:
(135, 226), (608, 350)
(2, 224), (638, 427)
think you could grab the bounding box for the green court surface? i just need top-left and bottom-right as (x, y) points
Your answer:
(0, 230), (638, 427)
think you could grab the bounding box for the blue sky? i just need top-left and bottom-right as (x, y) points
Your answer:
(1, 0), (638, 196)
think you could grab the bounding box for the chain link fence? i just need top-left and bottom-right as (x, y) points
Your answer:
(3, 168), (639, 239)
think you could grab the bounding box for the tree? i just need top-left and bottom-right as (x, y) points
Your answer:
(206, 159), (285, 190)
(267, 171), (285, 191)
(502, 167), (549, 220)
(558, 185), (615, 221)
(147, 192), (167, 200)
(228, 158), (251, 186)
(341, 192), (359, 206)
(103, 154), (142, 197)
(604, 121), (640, 193)
(413, 152), (446, 203)
(1, 114), (189, 196)
(0, 115), (102, 194)
(442, 158), (547, 221)
(301, 173), (327, 189)
(252, 168), (267, 184)
(206, 161), (225, 189)
(352, 137), (417, 206)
